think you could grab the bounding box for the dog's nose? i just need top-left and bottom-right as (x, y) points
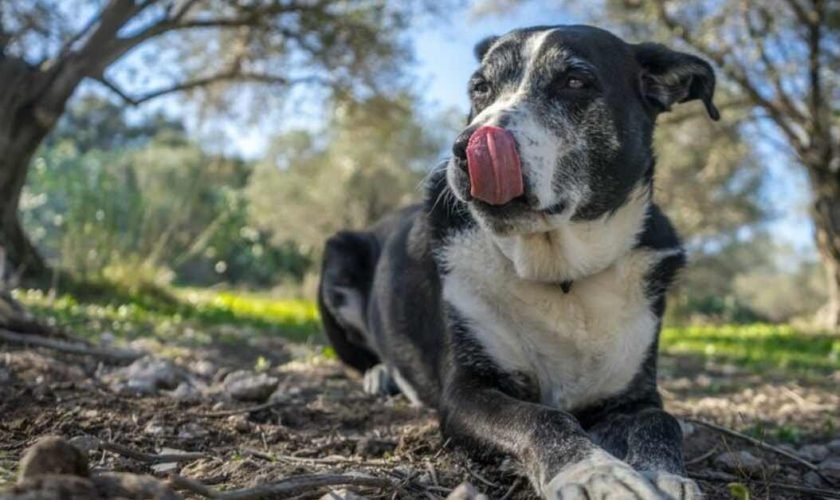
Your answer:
(452, 126), (479, 164)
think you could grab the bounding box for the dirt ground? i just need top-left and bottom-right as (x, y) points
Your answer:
(1, 334), (839, 499)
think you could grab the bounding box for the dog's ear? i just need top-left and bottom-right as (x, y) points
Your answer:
(633, 43), (720, 121)
(474, 35), (499, 62)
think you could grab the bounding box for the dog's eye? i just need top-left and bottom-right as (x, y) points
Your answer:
(567, 77), (585, 89)
(471, 80), (491, 95)
(558, 73), (594, 92)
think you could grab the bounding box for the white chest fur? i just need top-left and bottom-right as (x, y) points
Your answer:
(441, 227), (672, 411)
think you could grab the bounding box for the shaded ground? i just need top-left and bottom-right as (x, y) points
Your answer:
(1, 289), (839, 499)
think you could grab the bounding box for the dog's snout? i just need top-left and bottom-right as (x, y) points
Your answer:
(452, 126), (479, 164)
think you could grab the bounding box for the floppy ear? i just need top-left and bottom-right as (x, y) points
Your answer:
(634, 43), (720, 121)
(474, 35), (499, 62)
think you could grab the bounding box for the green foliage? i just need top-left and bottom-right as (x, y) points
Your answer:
(247, 93), (445, 255)
(20, 97), (311, 288)
(660, 324), (840, 374)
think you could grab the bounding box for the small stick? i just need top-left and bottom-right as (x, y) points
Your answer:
(499, 478), (523, 500)
(686, 418), (837, 485)
(99, 440), (207, 464)
(464, 462), (501, 489)
(169, 474), (221, 498)
(690, 472), (840, 500)
(0, 328), (141, 363)
(218, 474), (395, 500)
(197, 401), (283, 418)
(685, 446), (718, 466)
(274, 453), (389, 467)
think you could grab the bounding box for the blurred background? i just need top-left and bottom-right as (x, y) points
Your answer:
(0, 0), (838, 361)
(1, 3), (839, 497)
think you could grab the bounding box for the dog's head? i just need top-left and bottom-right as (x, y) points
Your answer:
(446, 25), (719, 235)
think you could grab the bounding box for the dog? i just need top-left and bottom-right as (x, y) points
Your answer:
(318, 25), (719, 499)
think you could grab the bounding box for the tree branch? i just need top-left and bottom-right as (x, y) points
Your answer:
(650, 0), (808, 153)
(740, 2), (807, 123)
(97, 70), (327, 107)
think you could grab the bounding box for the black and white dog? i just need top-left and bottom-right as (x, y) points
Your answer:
(318, 25), (719, 499)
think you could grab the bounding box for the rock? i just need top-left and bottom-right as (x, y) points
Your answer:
(149, 448), (187, 474)
(3, 475), (99, 500)
(67, 436), (100, 456)
(827, 439), (840, 455)
(106, 357), (182, 395)
(355, 438), (396, 457)
(189, 360), (218, 378)
(803, 471), (827, 487)
(143, 420), (167, 436)
(818, 457), (840, 481)
(177, 422), (208, 440)
(227, 414), (253, 433)
(93, 472), (182, 500)
(319, 489), (369, 500)
(446, 482), (489, 500)
(165, 382), (201, 403)
(714, 451), (764, 476)
(798, 444), (830, 463)
(18, 436), (89, 480)
(223, 370), (279, 402)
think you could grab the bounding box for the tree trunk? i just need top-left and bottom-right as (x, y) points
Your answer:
(0, 56), (77, 285)
(810, 163), (840, 328)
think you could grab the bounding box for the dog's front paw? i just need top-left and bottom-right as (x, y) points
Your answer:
(642, 472), (703, 500)
(545, 450), (664, 500)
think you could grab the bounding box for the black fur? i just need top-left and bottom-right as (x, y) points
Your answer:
(318, 25), (716, 499)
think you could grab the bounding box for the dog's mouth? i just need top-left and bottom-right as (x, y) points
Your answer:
(465, 126), (524, 206)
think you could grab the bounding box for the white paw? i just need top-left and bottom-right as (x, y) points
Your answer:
(362, 364), (395, 396)
(642, 472), (703, 500)
(545, 450), (665, 500)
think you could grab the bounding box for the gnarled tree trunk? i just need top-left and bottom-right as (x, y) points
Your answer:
(0, 55), (80, 286)
(811, 164), (840, 328)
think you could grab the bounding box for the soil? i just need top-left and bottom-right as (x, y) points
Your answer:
(1, 336), (838, 499)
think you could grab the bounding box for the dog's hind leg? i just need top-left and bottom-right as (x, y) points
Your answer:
(588, 408), (703, 499)
(317, 230), (380, 373)
(362, 364), (399, 396)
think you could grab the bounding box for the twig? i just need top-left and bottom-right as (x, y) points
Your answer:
(499, 478), (523, 500)
(685, 446), (718, 466)
(197, 401), (283, 418)
(169, 474), (221, 498)
(690, 472), (840, 500)
(98, 440), (207, 464)
(0, 328), (141, 363)
(172, 473), (396, 500)
(274, 453), (390, 467)
(464, 462), (501, 489)
(686, 419), (838, 486)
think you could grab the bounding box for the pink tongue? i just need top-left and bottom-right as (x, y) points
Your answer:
(466, 126), (524, 205)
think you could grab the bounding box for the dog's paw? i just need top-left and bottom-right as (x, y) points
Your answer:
(642, 472), (703, 500)
(362, 364), (398, 397)
(545, 450), (664, 500)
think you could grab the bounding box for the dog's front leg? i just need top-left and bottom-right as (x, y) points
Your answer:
(589, 407), (703, 499)
(439, 372), (668, 499)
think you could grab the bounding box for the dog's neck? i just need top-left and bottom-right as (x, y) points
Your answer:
(490, 184), (651, 283)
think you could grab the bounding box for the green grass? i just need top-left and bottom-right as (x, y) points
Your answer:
(13, 280), (840, 376)
(13, 285), (321, 345)
(661, 324), (840, 374)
